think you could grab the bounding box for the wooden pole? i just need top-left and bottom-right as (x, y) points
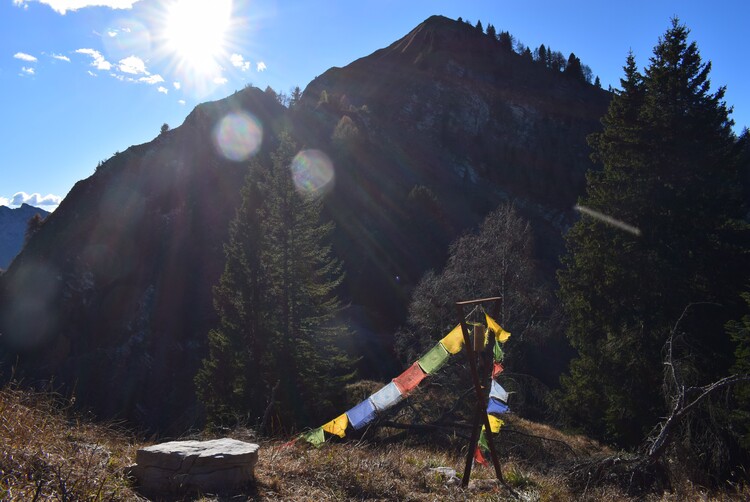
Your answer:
(455, 297), (510, 491)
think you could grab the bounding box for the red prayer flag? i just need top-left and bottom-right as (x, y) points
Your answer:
(393, 361), (427, 395)
(474, 445), (488, 466)
(492, 362), (504, 379)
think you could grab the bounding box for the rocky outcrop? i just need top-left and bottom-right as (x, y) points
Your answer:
(132, 438), (259, 495)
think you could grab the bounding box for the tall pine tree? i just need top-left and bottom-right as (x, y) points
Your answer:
(557, 19), (748, 447)
(196, 132), (353, 430)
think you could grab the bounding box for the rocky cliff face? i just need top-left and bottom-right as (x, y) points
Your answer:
(0, 16), (610, 432)
(297, 15), (610, 327)
(0, 204), (49, 270)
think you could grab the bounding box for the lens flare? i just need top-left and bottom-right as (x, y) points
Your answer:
(291, 149), (335, 196)
(212, 111), (263, 161)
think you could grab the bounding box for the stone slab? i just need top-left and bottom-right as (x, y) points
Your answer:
(132, 438), (259, 495)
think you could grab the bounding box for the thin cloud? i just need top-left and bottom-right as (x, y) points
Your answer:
(51, 53), (70, 62)
(13, 1), (143, 15)
(230, 53), (251, 71)
(76, 48), (111, 70)
(256, 61), (267, 72)
(21, 66), (35, 75)
(157, 86), (168, 94)
(10, 191), (62, 208)
(118, 55), (146, 74)
(14, 52), (37, 62)
(178, 99), (185, 105)
(0, 197), (10, 206)
(139, 74), (164, 84)
(213, 76), (228, 85)
(107, 30), (118, 37)
(173, 81), (181, 90)
(87, 70), (96, 77)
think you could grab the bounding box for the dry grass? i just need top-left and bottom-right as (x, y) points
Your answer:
(0, 383), (142, 501)
(1, 382), (748, 501)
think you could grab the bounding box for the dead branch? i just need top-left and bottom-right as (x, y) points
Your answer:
(647, 373), (750, 462)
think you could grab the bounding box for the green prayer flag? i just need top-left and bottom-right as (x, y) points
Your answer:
(493, 339), (504, 362)
(301, 427), (325, 447)
(478, 427), (489, 452)
(417, 342), (449, 374)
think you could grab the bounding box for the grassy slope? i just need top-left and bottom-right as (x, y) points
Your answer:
(1, 384), (747, 501)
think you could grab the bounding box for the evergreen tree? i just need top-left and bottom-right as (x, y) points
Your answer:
(536, 44), (547, 66)
(475, 20), (483, 32)
(564, 52), (584, 81)
(557, 20), (748, 447)
(196, 132), (353, 430)
(486, 23), (496, 40)
(498, 31), (513, 51)
(195, 167), (264, 426)
(594, 76), (601, 88)
(289, 86), (302, 109)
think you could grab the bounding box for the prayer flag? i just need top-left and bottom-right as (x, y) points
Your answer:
(440, 324), (465, 354)
(346, 399), (377, 430)
(487, 414), (504, 433)
(393, 362), (427, 395)
(301, 427), (325, 447)
(474, 445), (488, 466)
(485, 313), (511, 343)
(487, 397), (509, 415)
(418, 342), (449, 374)
(478, 427), (489, 452)
(490, 380), (509, 403)
(492, 362), (504, 378)
(322, 413), (348, 438)
(493, 339), (504, 362)
(369, 382), (403, 412)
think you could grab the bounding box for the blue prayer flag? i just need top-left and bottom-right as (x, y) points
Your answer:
(487, 397), (509, 415)
(346, 399), (377, 430)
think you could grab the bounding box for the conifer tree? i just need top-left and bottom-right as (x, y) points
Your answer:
(557, 20), (748, 447)
(498, 31), (513, 51)
(196, 132), (353, 429)
(289, 86), (302, 109)
(486, 23), (496, 40)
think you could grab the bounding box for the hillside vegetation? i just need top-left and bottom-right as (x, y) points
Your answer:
(2, 383), (748, 501)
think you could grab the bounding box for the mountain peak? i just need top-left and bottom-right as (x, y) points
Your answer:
(373, 15), (495, 65)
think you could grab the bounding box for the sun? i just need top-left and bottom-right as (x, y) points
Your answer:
(164, 0), (232, 74)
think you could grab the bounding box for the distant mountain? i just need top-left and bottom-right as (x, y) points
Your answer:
(0, 204), (49, 270)
(0, 15), (610, 432)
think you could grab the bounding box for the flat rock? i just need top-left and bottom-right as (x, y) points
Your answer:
(132, 438), (259, 495)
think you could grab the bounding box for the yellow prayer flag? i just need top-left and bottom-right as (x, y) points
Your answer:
(487, 414), (504, 433)
(440, 324), (465, 354)
(322, 413), (348, 438)
(485, 313), (511, 343)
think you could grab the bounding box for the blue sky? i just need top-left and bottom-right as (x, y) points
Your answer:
(2, 0), (748, 211)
